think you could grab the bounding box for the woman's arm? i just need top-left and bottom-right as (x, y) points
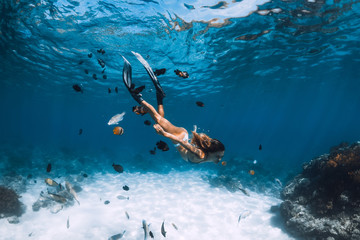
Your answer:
(153, 124), (205, 159)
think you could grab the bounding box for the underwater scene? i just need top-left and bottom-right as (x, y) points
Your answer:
(1, 0), (360, 239)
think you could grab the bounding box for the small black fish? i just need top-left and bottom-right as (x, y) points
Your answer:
(88, 53), (92, 58)
(144, 120), (151, 126)
(83, 173), (88, 178)
(84, 69), (89, 74)
(149, 231), (154, 238)
(103, 75), (107, 79)
(92, 74), (97, 80)
(156, 140), (169, 151)
(259, 144), (262, 151)
(112, 163), (124, 173)
(97, 48), (105, 54)
(108, 88), (111, 93)
(104, 200), (110, 205)
(46, 163), (51, 173)
(196, 101), (204, 107)
(79, 128), (83, 135)
(102, 68), (106, 74)
(122, 185), (129, 191)
(115, 87), (118, 93)
(72, 84), (83, 93)
(79, 60), (84, 65)
(149, 147), (156, 155)
(133, 85), (145, 94)
(154, 68), (166, 76)
(98, 58), (105, 68)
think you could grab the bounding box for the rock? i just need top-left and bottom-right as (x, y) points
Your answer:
(280, 141), (360, 240)
(0, 186), (24, 218)
(7, 216), (19, 224)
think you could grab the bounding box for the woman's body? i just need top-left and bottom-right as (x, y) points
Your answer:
(122, 52), (225, 164)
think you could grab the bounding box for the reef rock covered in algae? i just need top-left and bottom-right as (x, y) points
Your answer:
(280, 142), (360, 240)
(0, 185), (24, 221)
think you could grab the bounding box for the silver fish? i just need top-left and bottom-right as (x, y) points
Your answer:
(45, 178), (59, 187)
(65, 181), (80, 205)
(125, 211), (130, 219)
(108, 230), (126, 240)
(67, 216), (70, 229)
(48, 193), (67, 204)
(108, 112), (126, 125)
(238, 210), (251, 223)
(172, 223), (178, 230)
(117, 195), (129, 200)
(142, 220), (149, 240)
(161, 220), (166, 237)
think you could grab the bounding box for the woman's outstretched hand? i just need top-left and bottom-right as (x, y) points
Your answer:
(153, 124), (165, 136)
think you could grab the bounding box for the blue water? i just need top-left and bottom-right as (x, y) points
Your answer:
(1, 0), (360, 179)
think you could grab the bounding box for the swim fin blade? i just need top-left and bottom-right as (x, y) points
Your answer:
(131, 51), (166, 99)
(122, 55), (143, 104)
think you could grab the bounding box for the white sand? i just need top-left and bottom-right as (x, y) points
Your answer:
(0, 171), (293, 240)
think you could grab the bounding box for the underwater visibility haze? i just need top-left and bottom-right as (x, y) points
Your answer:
(0, 0), (360, 239)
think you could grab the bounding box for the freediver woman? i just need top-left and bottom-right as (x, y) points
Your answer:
(122, 52), (225, 164)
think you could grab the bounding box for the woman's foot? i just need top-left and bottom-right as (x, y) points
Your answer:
(132, 105), (147, 115)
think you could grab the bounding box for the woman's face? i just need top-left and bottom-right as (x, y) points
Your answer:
(207, 151), (225, 163)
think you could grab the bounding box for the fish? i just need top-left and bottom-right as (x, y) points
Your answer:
(133, 85), (145, 94)
(115, 87), (118, 93)
(108, 112), (126, 125)
(108, 88), (111, 93)
(83, 173), (88, 178)
(88, 53), (92, 58)
(79, 128), (83, 135)
(259, 144), (262, 150)
(122, 185), (129, 191)
(149, 147), (156, 155)
(84, 69), (89, 74)
(103, 75), (107, 79)
(48, 193), (67, 204)
(45, 178), (59, 187)
(174, 69), (189, 78)
(238, 185), (250, 196)
(156, 140), (169, 151)
(275, 178), (282, 187)
(142, 220), (149, 240)
(196, 101), (204, 107)
(144, 120), (151, 126)
(104, 200), (110, 205)
(72, 84), (83, 93)
(98, 58), (105, 68)
(79, 60), (84, 65)
(238, 210), (251, 223)
(125, 211), (130, 219)
(248, 170), (255, 175)
(102, 68), (106, 74)
(154, 68), (166, 76)
(253, 160), (257, 164)
(172, 223), (178, 230)
(161, 220), (166, 237)
(221, 161), (227, 166)
(113, 126), (124, 135)
(92, 74), (97, 80)
(108, 230), (126, 240)
(65, 181), (80, 205)
(149, 231), (154, 238)
(46, 163), (52, 173)
(116, 195), (129, 200)
(67, 216), (70, 229)
(97, 48), (106, 54)
(112, 163), (124, 173)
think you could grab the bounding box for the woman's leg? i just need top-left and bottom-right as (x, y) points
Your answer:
(141, 100), (184, 135)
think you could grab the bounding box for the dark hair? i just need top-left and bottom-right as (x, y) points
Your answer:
(191, 132), (225, 155)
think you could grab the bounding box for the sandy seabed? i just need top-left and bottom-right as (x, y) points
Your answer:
(0, 171), (294, 240)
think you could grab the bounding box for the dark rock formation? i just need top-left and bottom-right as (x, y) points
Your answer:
(0, 186), (24, 219)
(280, 142), (360, 240)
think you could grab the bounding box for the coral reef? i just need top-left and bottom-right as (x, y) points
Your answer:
(0, 186), (24, 219)
(280, 142), (360, 240)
